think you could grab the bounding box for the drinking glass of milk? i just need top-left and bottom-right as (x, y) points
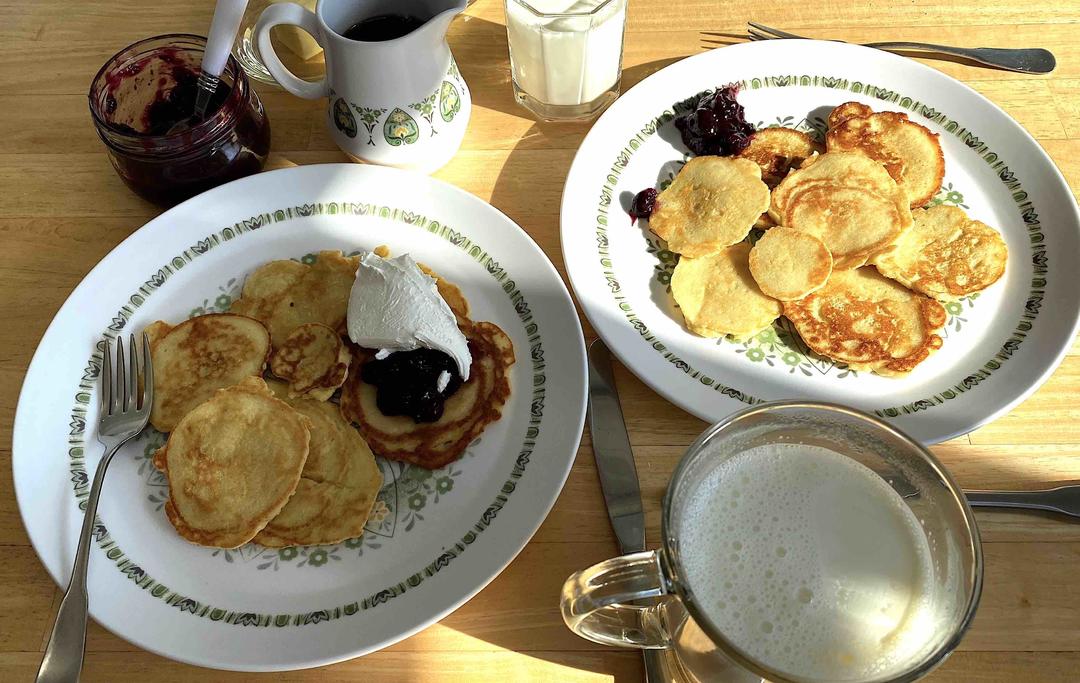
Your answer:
(504, 0), (628, 121)
(562, 402), (983, 683)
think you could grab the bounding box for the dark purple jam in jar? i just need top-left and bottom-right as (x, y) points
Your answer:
(89, 34), (271, 206)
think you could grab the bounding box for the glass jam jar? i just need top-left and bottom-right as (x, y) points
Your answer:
(89, 34), (271, 206)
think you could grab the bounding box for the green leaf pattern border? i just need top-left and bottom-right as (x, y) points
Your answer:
(594, 73), (1046, 417)
(66, 201), (547, 628)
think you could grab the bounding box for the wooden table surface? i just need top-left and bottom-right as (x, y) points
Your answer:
(3, 0), (1080, 681)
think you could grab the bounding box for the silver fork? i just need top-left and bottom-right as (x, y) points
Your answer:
(37, 335), (153, 683)
(719, 22), (1056, 74)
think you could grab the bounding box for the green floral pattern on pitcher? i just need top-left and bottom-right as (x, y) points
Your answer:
(409, 93), (438, 135)
(439, 81), (461, 123)
(384, 108), (420, 146)
(353, 105), (388, 146)
(332, 98), (358, 139)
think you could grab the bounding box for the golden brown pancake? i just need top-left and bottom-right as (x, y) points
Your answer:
(649, 156), (771, 257)
(827, 101), (872, 129)
(144, 313), (271, 432)
(255, 385), (383, 547)
(230, 250), (360, 347)
(826, 105), (945, 208)
(737, 127), (823, 188)
(340, 321), (514, 469)
(770, 152), (913, 269)
(670, 242), (782, 340)
(269, 322), (350, 401)
(872, 205), (1008, 300)
(153, 377), (310, 548)
(749, 227), (833, 301)
(783, 268), (947, 376)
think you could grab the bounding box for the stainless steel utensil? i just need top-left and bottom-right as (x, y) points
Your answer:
(966, 486), (1080, 518)
(702, 22), (1056, 74)
(37, 335), (153, 683)
(587, 339), (668, 683)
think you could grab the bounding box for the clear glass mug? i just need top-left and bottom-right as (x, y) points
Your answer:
(561, 402), (983, 683)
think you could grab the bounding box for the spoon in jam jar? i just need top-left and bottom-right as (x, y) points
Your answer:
(169, 0), (249, 134)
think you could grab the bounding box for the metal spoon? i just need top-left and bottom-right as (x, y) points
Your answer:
(167, 0), (249, 134)
(965, 486), (1080, 518)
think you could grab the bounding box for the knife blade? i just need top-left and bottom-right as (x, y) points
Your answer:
(588, 339), (645, 554)
(587, 339), (668, 683)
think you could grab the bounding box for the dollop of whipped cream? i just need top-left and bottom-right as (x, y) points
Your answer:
(347, 252), (471, 380)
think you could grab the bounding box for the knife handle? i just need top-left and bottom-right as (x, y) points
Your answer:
(561, 550), (671, 648)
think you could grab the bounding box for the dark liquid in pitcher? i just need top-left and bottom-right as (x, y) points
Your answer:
(342, 14), (425, 41)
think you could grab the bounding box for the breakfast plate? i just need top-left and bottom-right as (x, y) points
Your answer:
(13, 164), (587, 671)
(561, 40), (1080, 444)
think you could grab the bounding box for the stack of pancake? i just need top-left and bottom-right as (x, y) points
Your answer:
(144, 248), (514, 549)
(650, 101), (1008, 376)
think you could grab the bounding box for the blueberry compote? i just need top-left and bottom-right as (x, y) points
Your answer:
(361, 348), (464, 423)
(628, 84), (754, 223)
(629, 187), (658, 223)
(89, 35), (270, 206)
(674, 84), (754, 156)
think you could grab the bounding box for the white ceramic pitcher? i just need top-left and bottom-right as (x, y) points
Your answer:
(256, 0), (471, 173)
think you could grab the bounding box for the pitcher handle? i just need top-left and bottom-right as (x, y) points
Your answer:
(254, 3), (328, 99)
(560, 550), (673, 649)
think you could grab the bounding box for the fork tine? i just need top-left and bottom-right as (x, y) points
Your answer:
(100, 339), (112, 416)
(114, 335), (126, 414)
(748, 32), (771, 42)
(748, 22), (804, 40)
(141, 332), (153, 413)
(128, 334), (139, 411)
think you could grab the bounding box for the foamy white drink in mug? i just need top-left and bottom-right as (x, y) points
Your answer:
(562, 402), (983, 683)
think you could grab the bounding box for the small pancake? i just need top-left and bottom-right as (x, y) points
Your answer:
(145, 313), (270, 432)
(783, 267), (947, 376)
(872, 205), (1008, 300)
(340, 321), (514, 469)
(826, 107), (945, 208)
(255, 385), (383, 547)
(736, 127), (824, 187)
(748, 227), (833, 300)
(670, 242), (782, 340)
(230, 250), (360, 347)
(770, 151), (903, 219)
(154, 377), (310, 548)
(649, 156), (771, 257)
(783, 184), (906, 269)
(827, 101), (873, 129)
(269, 322), (350, 401)
(770, 152), (913, 269)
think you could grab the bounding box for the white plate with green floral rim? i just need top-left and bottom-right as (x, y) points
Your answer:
(561, 40), (1080, 444)
(14, 164), (586, 671)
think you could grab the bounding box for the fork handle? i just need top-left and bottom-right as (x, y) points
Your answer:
(36, 442), (121, 683)
(862, 42), (1055, 74)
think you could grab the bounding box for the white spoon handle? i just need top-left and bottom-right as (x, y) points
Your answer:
(203, 0), (250, 79)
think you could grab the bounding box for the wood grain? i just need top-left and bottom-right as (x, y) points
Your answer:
(2, 0), (1079, 680)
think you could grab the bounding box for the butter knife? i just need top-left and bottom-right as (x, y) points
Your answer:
(588, 339), (668, 683)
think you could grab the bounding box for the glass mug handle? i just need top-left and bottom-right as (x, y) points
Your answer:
(560, 550), (673, 649)
(254, 3), (328, 99)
